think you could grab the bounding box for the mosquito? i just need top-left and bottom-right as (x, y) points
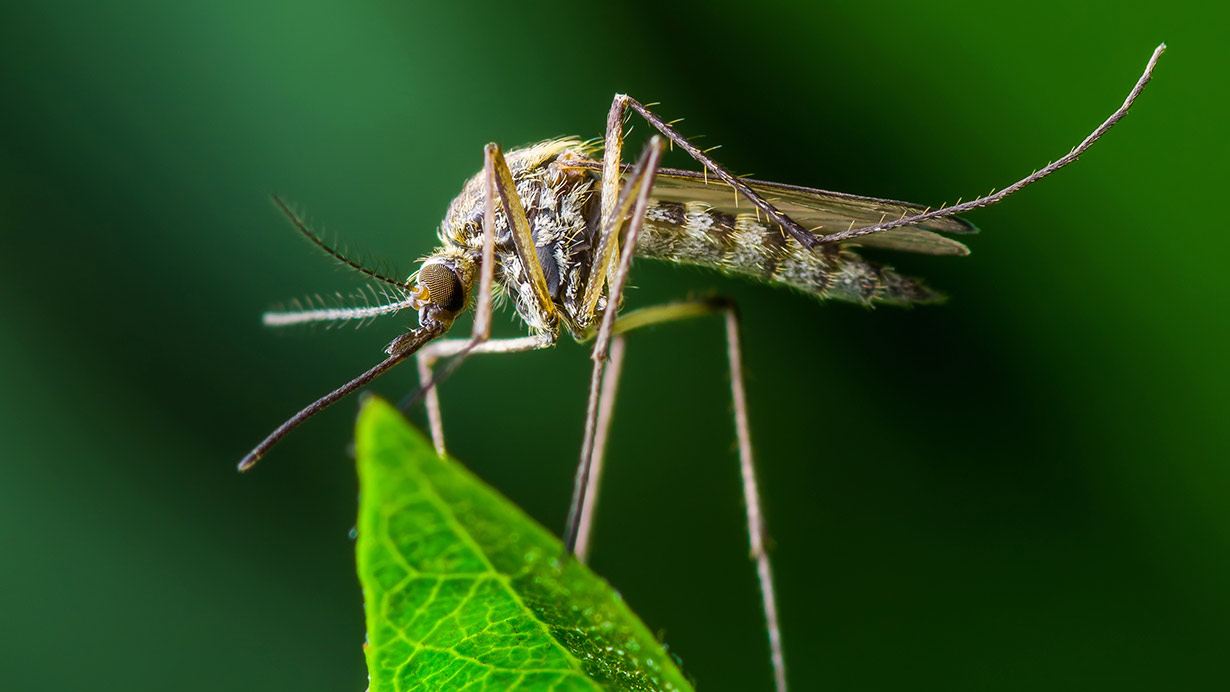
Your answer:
(238, 46), (1163, 692)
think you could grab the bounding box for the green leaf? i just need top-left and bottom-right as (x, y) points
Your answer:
(355, 396), (695, 692)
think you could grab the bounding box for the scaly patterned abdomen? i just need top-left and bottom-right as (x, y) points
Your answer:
(636, 200), (939, 305)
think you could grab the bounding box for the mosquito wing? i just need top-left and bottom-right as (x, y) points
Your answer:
(564, 159), (976, 256)
(649, 167), (976, 256)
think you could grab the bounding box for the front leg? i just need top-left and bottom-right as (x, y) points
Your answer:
(415, 334), (556, 457)
(401, 143), (560, 413)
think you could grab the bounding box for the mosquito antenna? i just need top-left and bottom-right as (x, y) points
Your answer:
(816, 43), (1165, 245)
(262, 287), (421, 328)
(237, 321), (448, 472)
(271, 195), (408, 289)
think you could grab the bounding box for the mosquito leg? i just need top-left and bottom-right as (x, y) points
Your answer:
(409, 334), (556, 456)
(444, 141), (542, 350)
(598, 95), (628, 292)
(417, 355), (446, 457)
(415, 335), (555, 362)
(570, 297), (787, 691)
(619, 45), (1164, 251)
(576, 98), (637, 323)
(564, 137), (665, 552)
(572, 333), (626, 564)
(562, 100), (639, 551)
(488, 144), (557, 324)
(471, 143), (501, 343)
(814, 44), (1165, 243)
(616, 95), (820, 250)
(401, 143), (561, 414)
(723, 304), (786, 692)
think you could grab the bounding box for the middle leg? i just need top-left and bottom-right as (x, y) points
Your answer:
(564, 135), (666, 551)
(403, 141), (561, 444)
(414, 334), (555, 457)
(571, 297), (789, 692)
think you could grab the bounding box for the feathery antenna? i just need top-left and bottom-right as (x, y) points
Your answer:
(263, 284), (420, 329)
(271, 195), (409, 288)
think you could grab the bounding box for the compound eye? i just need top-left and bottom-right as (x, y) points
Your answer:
(419, 263), (466, 313)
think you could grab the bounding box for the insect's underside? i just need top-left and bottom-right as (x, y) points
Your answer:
(239, 46), (1164, 692)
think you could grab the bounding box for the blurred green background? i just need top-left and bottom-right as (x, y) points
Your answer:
(1, 1), (1225, 690)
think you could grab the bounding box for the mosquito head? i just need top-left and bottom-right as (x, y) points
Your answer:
(238, 250), (476, 473)
(409, 249), (477, 329)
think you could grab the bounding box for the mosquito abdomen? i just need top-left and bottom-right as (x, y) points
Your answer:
(637, 201), (940, 305)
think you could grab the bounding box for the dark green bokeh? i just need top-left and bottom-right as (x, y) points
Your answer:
(1, 2), (1225, 691)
